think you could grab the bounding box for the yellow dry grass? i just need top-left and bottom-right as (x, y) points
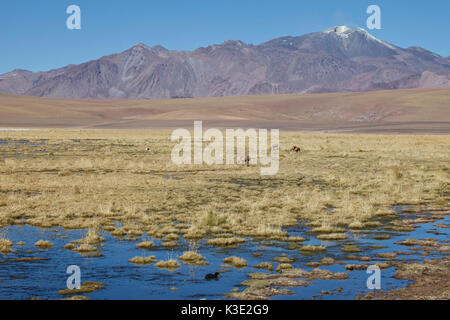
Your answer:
(57, 281), (104, 295)
(154, 259), (181, 270)
(129, 256), (156, 265)
(223, 256), (248, 268)
(34, 240), (53, 249)
(136, 240), (154, 249)
(0, 238), (13, 255)
(0, 129), (448, 253)
(179, 251), (208, 266)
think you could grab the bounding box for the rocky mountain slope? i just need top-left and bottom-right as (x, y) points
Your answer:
(1, 26), (449, 99)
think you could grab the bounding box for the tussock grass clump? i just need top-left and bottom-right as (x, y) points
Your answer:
(62, 296), (90, 300)
(277, 267), (349, 281)
(299, 245), (326, 253)
(286, 236), (305, 242)
(179, 251), (202, 261)
(359, 256), (372, 262)
(226, 285), (295, 300)
(273, 254), (295, 263)
(227, 272), (309, 300)
(129, 256), (156, 265)
(154, 259), (180, 270)
(375, 252), (398, 259)
(375, 209), (397, 217)
(348, 221), (365, 230)
(34, 240), (53, 249)
(311, 226), (345, 233)
(136, 241), (154, 249)
(161, 241), (179, 247)
(223, 256), (247, 268)
(179, 251), (208, 265)
(385, 226), (415, 232)
(201, 209), (227, 227)
(58, 281), (104, 295)
(253, 262), (273, 271)
(183, 229), (207, 240)
(369, 245), (387, 250)
(237, 225), (288, 239)
(364, 221), (382, 228)
(392, 261), (443, 279)
(0, 238), (13, 255)
(163, 233), (179, 241)
(64, 243), (76, 250)
(395, 239), (433, 247)
(320, 257), (336, 265)
(317, 233), (347, 241)
(111, 228), (127, 237)
(126, 229), (143, 237)
(373, 235), (391, 240)
(276, 263), (293, 272)
(374, 262), (391, 269)
(306, 262), (321, 268)
(207, 237), (246, 247)
(68, 229), (104, 254)
(73, 244), (97, 253)
(341, 245), (362, 253)
(83, 228), (105, 244)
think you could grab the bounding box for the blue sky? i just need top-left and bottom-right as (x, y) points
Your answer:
(1, 0), (449, 74)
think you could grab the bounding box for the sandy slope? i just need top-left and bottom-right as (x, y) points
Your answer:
(0, 88), (449, 133)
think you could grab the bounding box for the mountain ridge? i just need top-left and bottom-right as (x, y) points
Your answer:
(1, 26), (449, 99)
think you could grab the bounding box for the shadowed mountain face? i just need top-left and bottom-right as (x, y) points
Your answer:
(1, 26), (450, 99)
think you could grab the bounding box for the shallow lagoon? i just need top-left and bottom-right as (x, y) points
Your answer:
(0, 210), (448, 300)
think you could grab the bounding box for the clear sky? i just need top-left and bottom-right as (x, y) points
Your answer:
(1, 0), (449, 74)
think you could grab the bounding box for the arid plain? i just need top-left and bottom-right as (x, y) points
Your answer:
(0, 87), (449, 133)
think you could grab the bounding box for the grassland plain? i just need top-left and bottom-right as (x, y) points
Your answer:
(0, 129), (449, 298)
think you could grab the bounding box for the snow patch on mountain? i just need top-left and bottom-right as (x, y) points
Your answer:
(357, 28), (396, 50)
(323, 26), (352, 39)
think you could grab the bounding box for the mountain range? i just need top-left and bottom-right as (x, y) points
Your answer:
(1, 26), (449, 99)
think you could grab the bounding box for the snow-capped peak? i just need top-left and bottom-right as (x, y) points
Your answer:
(323, 26), (396, 50)
(323, 26), (353, 38)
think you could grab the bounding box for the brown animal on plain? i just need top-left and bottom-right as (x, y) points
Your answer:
(291, 146), (301, 153)
(245, 155), (250, 167)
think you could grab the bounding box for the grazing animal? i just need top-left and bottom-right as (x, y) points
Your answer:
(291, 146), (301, 153)
(245, 155), (250, 167)
(205, 272), (219, 280)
